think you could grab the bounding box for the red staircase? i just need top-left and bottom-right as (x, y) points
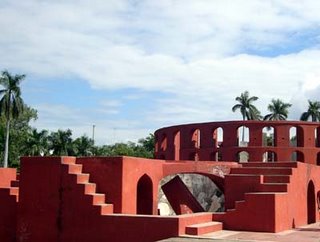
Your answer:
(0, 187), (19, 202)
(179, 212), (223, 236)
(185, 221), (222, 235)
(61, 158), (114, 215)
(0, 174), (20, 202)
(212, 162), (298, 232)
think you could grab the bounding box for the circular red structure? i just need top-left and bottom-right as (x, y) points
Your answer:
(154, 121), (320, 164)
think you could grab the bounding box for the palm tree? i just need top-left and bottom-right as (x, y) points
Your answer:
(0, 70), (25, 167)
(300, 100), (320, 122)
(263, 99), (292, 121)
(25, 129), (49, 156)
(48, 129), (74, 156)
(73, 135), (94, 156)
(248, 106), (262, 120)
(232, 91), (260, 141)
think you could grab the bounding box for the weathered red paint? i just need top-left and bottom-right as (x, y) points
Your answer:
(0, 168), (18, 242)
(155, 121), (320, 163)
(0, 121), (319, 241)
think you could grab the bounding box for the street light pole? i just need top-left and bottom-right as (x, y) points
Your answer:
(92, 124), (96, 144)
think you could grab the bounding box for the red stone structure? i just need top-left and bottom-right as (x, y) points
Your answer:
(0, 120), (319, 241)
(155, 120), (320, 163)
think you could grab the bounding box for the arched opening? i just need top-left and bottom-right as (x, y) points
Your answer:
(160, 134), (167, 151)
(317, 152), (320, 166)
(137, 174), (153, 215)
(262, 127), (274, 146)
(307, 180), (316, 224)
(291, 151), (304, 162)
(213, 127), (223, 148)
(290, 127), (297, 147)
(210, 151), (222, 161)
(174, 131), (180, 160)
(262, 151), (277, 162)
(237, 151), (249, 162)
(191, 129), (201, 148)
(158, 173), (224, 216)
(237, 126), (249, 147)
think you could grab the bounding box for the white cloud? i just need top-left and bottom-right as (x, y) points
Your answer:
(1, 0), (320, 143)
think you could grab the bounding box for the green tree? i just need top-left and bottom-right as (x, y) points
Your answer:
(0, 105), (37, 167)
(263, 99), (292, 121)
(137, 133), (154, 158)
(300, 100), (320, 122)
(232, 91), (260, 120)
(24, 128), (49, 156)
(48, 129), (74, 156)
(232, 91), (260, 141)
(73, 135), (94, 156)
(93, 134), (155, 158)
(0, 70), (26, 167)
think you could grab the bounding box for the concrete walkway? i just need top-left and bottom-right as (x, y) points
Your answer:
(159, 222), (320, 242)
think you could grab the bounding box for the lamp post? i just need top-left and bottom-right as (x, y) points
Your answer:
(92, 124), (96, 145)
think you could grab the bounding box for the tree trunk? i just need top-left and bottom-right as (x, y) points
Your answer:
(3, 119), (10, 168)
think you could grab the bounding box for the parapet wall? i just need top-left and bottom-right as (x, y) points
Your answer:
(154, 121), (320, 163)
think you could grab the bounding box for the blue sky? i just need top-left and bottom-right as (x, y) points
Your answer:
(1, 0), (320, 145)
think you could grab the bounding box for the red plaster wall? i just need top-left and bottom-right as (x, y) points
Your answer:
(155, 121), (320, 164)
(0, 168), (17, 188)
(16, 156), (182, 242)
(77, 157), (124, 213)
(4, 119), (320, 241)
(121, 157), (164, 214)
(0, 168), (18, 242)
(0, 189), (17, 242)
(17, 156), (67, 242)
(277, 162), (320, 229)
(215, 162), (320, 232)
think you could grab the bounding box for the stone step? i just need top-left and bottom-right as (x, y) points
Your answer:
(81, 183), (96, 194)
(185, 221), (222, 235)
(242, 162), (297, 168)
(61, 157), (76, 165)
(230, 167), (292, 175)
(10, 187), (18, 195)
(66, 164), (83, 174)
(87, 193), (105, 205)
(1, 187), (19, 202)
(98, 204), (114, 215)
(259, 183), (288, 192)
(76, 173), (90, 183)
(263, 175), (291, 183)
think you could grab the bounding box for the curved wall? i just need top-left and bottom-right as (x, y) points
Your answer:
(154, 121), (320, 164)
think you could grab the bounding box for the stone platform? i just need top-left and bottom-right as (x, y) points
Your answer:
(159, 222), (320, 242)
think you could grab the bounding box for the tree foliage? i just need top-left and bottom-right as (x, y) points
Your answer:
(94, 134), (154, 158)
(232, 91), (261, 120)
(300, 100), (320, 122)
(0, 105), (38, 167)
(263, 99), (292, 121)
(0, 113), (155, 167)
(0, 70), (25, 167)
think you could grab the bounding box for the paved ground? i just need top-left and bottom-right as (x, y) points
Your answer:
(159, 222), (320, 242)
